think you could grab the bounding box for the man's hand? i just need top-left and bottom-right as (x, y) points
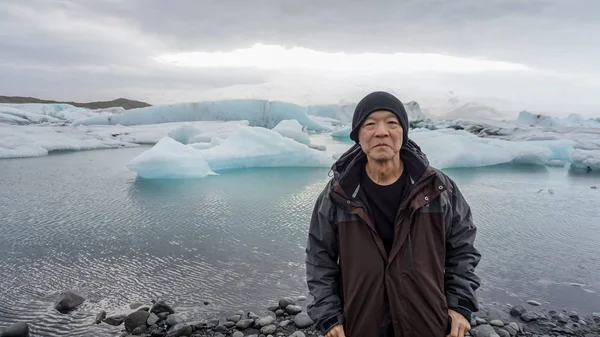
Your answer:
(447, 309), (471, 337)
(325, 324), (346, 337)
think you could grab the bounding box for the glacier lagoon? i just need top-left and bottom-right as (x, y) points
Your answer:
(1, 137), (599, 336)
(1, 100), (600, 336)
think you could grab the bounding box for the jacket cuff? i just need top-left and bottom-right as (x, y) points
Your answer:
(319, 314), (344, 335)
(449, 306), (472, 322)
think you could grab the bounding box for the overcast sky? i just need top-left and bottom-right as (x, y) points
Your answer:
(1, 0), (599, 116)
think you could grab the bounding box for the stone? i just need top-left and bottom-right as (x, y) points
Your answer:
(279, 320), (290, 327)
(158, 312), (170, 320)
(166, 323), (192, 337)
(289, 332), (306, 337)
(247, 311), (259, 319)
(151, 300), (175, 315)
(470, 324), (500, 337)
(94, 310), (107, 324)
(232, 332), (244, 337)
(236, 319), (255, 329)
(285, 305), (302, 315)
(148, 313), (160, 326)
(207, 319), (219, 328)
(104, 314), (127, 326)
(296, 296), (307, 302)
(132, 325), (147, 335)
(54, 290), (85, 312)
(275, 309), (284, 316)
(490, 319), (504, 327)
(1, 322), (30, 337)
(228, 315), (242, 323)
(214, 325), (227, 332)
(267, 305), (279, 312)
(224, 321), (235, 328)
(476, 317), (488, 325)
(261, 324), (277, 334)
(258, 315), (276, 327)
(293, 312), (314, 328)
(504, 323), (519, 337)
(569, 312), (580, 321)
(496, 329), (510, 337)
(521, 312), (538, 322)
(137, 307), (150, 312)
(125, 311), (150, 332)
(526, 300), (541, 306)
(166, 314), (184, 326)
(510, 305), (526, 317)
(279, 298), (295, 309)
(130, 302), (145, 309)
(203, 301), (210, 305)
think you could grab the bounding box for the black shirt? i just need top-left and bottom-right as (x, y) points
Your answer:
(360, 165), (412, 255)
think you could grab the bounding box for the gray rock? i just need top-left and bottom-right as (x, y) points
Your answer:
(166, 314), (184, 327)
(293, 312), (314, 328)
(158, 312), (170, 320)
(510, 305), (526, 317)
(247, 311), (259, 319)
(166, 323), (192, 337)
(275, 309), (284, 316)
(569, 311), (580, 321)
(147, 313), (160, 326)
(258, 315), (275, 327)
(261, 324), (277, 334)
(556, 313), (569, 324)
(214, 325), (227, 332)
(521, 312), (538, 322)
(279, 320), (290, 327)
(296, 296), (307, 302)
(232, 332), (244, 337)
(289, 332), (306, 337)
(103, 314), (127, 326)
(1, 322), (29, 337)
(94, 310), (107, 324)
(224, 321), (235, 328)
(236, 319), (255, 329)
(130, 302), (145, 309)
(476, 317), (488, 325)
(207, 319), (219, 328)
(132, 325), (147, 335)
(151, 300), (175, 315)
(267, 305), (279, 312)
(228, 315), (242, 323)
(214, 334), (225, 337)
(236, 310), (245, 317)
(279, 298), (295, 309)
(125, 311), (150, 332)
(490, 319), (504, 327)
(137, 306), (150, 312)
(526, 300), (541, 306)
(471, 324), (500, 337)
(285, 305), (302, 315)
(504, 322), (519, 337)
(496, 329), (510, 337)
(54, 290), (85, 312)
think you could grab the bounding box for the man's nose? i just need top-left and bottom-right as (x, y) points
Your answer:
(374, 123), (389, 136)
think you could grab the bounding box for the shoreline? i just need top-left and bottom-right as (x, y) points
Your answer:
(2, 295), (599, 337)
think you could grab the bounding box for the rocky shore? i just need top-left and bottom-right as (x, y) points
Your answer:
(1, 291), (599, 337)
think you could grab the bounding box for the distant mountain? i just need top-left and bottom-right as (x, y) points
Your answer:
(0, 96), (151, 110)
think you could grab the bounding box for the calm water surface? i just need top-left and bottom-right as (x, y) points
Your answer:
(1, 144), (599, 336)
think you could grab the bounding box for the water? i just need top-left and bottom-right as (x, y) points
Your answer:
(1, 145), (599, 336)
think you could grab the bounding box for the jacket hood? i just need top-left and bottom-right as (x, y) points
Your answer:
(331, 138), (430, 198)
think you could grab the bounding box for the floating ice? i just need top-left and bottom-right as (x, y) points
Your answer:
(127, 137), (216, 179)
(127, 124), (335, 179)
(305, 100), (426, 123)
(569, 149), (600, 171)
(517, 110), (600, 128)
(272, 120), (310, 145)
(0, 103), (111, 124)
(72, 99), (330, 131)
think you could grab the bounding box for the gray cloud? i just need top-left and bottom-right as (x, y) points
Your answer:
(0, 0), (599, 111)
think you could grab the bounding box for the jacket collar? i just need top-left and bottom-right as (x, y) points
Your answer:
(330, 138), (430, 200)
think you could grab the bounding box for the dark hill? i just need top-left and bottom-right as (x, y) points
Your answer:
(0, 96), (151, 110)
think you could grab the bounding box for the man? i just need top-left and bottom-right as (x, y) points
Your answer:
(305, 91), (481, 337)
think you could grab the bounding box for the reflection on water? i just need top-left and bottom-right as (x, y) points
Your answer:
(0, 146), (599, 336)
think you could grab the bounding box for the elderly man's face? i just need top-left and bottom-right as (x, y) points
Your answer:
(358, 110), (403, 162)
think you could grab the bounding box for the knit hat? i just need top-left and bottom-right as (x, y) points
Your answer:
(349, 91), (409, 146)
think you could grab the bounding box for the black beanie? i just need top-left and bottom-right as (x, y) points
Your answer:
(349, 91), (409, 145)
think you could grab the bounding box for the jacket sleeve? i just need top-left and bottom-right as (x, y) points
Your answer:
(305, 188), (344, 334)
(444, 178), (482, 321)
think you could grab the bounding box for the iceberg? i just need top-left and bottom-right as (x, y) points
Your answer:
(305, 100), (426, 123)
(127, 124), (335, 179)
(72, 99), (330, 131)
(271, 120), (310, 145)
(0, 103), (110, 124)
(569, 149), (600, 171)
(127, 137), (216, 179)
(516, 110), (600, 128)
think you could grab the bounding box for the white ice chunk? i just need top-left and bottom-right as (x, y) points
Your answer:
(127, 137), (216, 179)
(306, 101), (426, 123)
(167, 124), (204, 145)
(199, 125), (334, 171)
(570, 149), (600, 171)
(331, 126), (351, 139)
(0, 103), (108, 124)
(72, 99), (329, 131)
(272, 120), (311, 145)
